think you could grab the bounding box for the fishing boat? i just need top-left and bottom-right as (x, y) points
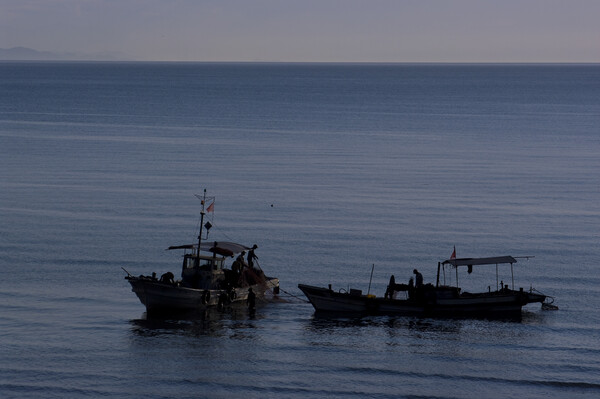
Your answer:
(124, 191), (279, 314)
(299, 256), (554, 318)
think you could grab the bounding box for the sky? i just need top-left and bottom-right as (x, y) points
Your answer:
(1, 0), (599, 62)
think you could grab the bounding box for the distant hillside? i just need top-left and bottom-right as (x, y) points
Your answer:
(0, 46), (131, 61)
(0, 46), (57, 60)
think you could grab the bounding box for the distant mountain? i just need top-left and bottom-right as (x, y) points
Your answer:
(0, 46), (55, 60)
(0, 46), (132, 61)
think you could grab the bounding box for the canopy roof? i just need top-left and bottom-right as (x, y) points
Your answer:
(167, 241), (250, 257)
(442, 256), (517, 267)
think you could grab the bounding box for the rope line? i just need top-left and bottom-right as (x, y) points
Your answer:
(277, 287), (310, 303)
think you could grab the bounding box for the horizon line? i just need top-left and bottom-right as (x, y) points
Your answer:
(1, 59), (599, 65)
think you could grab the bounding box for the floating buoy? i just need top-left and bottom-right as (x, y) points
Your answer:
(542, 297), (558, 310)
(542, 302), (559, 310)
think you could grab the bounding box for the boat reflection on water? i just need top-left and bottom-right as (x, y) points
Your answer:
(128, 288), (291, 338)
(305, 309), (527, 337)
(305, 314), (449, 333)
(130, 305), (265, 338)
(308, 305), (532, 325)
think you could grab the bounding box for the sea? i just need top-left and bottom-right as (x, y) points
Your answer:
(1, 62), (599, 398)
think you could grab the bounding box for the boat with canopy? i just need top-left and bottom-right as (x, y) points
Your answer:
(124, 190), (279, 314)
(299, 255), (554, 318)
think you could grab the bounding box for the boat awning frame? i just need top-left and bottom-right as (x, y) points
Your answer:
(441, 256), (517, 267)
(167, 241), (250, 257)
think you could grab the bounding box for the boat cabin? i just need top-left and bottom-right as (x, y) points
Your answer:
(167, 240), (251, 290)
(181, 253), (226, 289)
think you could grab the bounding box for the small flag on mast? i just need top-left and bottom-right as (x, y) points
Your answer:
(195, 193), (215, 213)
(206, 200), (214, 213)
(450, 246), (456, 260)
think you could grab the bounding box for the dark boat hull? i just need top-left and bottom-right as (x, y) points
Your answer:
(298, 284), (546, 318)
(127, 276), (279, 314)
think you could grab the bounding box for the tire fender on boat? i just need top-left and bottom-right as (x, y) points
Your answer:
(202, 290), (211, 305)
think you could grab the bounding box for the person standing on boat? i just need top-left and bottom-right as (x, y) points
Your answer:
(413, 269), (424, 301)
(413, 269), (423, 287)
(247, 244), (258, 269)
(233, 251), (246, 273)
(236, 251), (247, 265)
(385, 275), (396, 299)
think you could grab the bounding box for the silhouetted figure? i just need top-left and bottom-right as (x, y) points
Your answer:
(237, 251), (246, 264)
(413, 269), (424, 301)
(160, 272), (175, 284)
(413, 269), (423, 287)
(247, 287), (256, 311)
(385, 275), (396, 299)
(247, 245), (258, 269)
(233, 251), (246, 274)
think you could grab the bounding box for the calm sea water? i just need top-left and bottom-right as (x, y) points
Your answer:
(1, 62), (599, 398)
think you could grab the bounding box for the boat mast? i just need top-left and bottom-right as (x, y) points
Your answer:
(196, 189), (207, 267)
(511, 262), (514, 290)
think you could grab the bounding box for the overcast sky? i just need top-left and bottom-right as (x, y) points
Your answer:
(1, 0), (599, 62)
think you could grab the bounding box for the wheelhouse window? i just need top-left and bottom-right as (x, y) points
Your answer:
(183, 256), (223, 270)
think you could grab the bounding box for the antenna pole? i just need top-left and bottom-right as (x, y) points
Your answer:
(367, 264), (375, 295)
(196, 189), (206, 266)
